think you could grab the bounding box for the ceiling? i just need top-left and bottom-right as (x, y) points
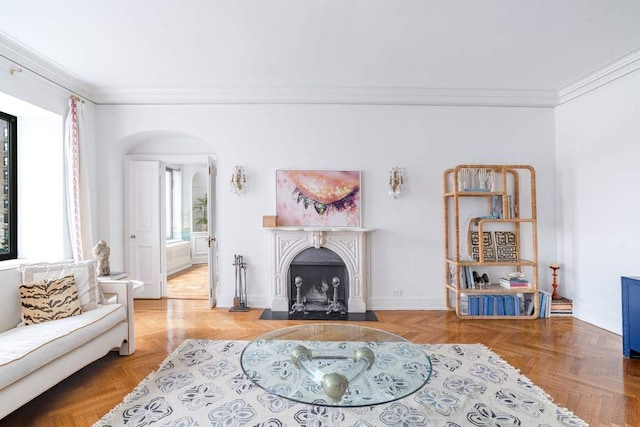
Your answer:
(1, 1), (640, 105)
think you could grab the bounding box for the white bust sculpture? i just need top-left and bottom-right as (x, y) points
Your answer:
(92, 240), (111, 276)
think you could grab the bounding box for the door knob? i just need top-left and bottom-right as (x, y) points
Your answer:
(130, 235), (136, 239)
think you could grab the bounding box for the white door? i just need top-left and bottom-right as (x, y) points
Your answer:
(208, 158), (217, 308)
(126, 160), (163, 298)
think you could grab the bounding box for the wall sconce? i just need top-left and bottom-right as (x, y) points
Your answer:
(230, 165), (247, 195)
(389, 167), (404, 198)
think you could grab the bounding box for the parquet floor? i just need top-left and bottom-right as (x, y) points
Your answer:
(2, 298), (639, 425)
(166, 264), (208, 300)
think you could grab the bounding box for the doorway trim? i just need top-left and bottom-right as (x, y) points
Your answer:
(125, 153), (218, 306)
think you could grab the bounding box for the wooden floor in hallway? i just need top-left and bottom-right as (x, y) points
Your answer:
(166, 264), (208, 300)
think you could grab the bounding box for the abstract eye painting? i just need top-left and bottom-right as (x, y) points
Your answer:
(276, 170), (361, 227)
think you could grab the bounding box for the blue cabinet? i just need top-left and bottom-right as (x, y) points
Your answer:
(621, 276), (640, 358)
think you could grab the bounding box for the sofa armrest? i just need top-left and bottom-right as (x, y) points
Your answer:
(99, 280), (136, 355)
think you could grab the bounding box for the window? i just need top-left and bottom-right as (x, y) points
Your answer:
(165, 167), (182, 240)
(0, 111), (17, 260)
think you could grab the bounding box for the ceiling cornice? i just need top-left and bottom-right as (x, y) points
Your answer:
(89, 86), (559, 107)
(0, 30), (95, 99)
(559, 48), (640, 104)
(18, 30), (640, 108)
(0, 31), (558, 107)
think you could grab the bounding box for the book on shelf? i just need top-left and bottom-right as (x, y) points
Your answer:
(98, 271), (127, 280)
(466, 294), (524, 316)
(499, 272), (530, 288)
(538, 290), (552, 318)
(499, 278), (531, 288)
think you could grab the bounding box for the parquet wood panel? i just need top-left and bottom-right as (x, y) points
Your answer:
(166, 264), (208, 300)
(2, 300), (639, 426)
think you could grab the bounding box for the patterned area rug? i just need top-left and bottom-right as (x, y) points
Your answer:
(95, 339), (587, 427)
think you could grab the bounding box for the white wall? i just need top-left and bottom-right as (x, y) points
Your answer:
(555, 69), (640, 334)
(96, 103), (557, 310)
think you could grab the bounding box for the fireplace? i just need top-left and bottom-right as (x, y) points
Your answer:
(289, 247), (348, 314)
(265, 228), (371, 313)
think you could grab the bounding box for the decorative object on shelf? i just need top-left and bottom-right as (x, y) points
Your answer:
(470, 231), (496, 261)
(262, 215), (278, 227)
(491, 195), (503, 218)
(477, 168), (491, 190)
(550, 263), (560, 299)
(92, 240), (111, 276)
(495, 231), (518, 261)
(230, 165), (247, 195)
(457, 168), (470, 191)
(276, 170), (361, 227)
(229, 254), (249, 312)
(388, 167), (404, 198)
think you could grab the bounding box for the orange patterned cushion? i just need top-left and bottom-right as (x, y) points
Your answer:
(19, 275), (82, 325)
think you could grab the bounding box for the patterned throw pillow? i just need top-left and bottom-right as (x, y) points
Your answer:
(19, 275), (83, 325)
(21, 260), (103, 311)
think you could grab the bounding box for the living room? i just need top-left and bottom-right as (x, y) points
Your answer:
(1, 1), (640, 425)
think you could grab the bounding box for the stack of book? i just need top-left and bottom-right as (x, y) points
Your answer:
(499, 273), (531, 289)
(550, 296), (573, 317)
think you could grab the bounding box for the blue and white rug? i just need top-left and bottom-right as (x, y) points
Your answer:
(94, 339), (587, 427)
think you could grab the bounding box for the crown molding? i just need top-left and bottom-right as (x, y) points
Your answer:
(559, 48), (640, 104)
(0, 30), (559, 107)
(90, 86), (559, 107)
(0, 30), (95, 99)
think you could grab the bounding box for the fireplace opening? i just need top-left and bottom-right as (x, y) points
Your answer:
(289, 247), (348, 315)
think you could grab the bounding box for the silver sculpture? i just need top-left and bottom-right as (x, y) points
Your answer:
(326, 277), (346, 314)
(290, 276), (307, 314)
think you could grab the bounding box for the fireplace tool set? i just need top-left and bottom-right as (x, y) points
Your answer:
(230, 254), (249, 312)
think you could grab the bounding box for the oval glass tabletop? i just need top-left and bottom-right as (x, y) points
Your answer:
(240, 323), (432, 407)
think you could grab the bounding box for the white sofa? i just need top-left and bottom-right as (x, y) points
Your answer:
(0, 265), (136, 419)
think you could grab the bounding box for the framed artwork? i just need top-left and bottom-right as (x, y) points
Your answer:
(276, 170), (361, 227)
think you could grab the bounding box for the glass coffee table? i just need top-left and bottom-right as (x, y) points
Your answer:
(240, 323), (432, 408)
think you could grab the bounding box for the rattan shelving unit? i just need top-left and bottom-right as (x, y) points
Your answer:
(444, 165), (539, 319)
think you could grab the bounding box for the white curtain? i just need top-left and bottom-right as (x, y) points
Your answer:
(63, 98), (94, 261)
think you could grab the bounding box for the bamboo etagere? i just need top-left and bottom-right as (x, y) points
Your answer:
(444, 164), (539, 319)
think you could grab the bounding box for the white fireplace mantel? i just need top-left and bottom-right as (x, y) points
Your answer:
(265, 227), (372, 313)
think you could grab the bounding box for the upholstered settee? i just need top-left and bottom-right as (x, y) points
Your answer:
(0, 261), (136, 419)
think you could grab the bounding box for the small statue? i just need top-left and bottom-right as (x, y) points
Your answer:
(92, 240), (111, 276)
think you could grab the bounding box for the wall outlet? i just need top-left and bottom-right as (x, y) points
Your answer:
(392, 289), (402, 296)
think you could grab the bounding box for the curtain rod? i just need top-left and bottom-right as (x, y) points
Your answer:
(1, 52), (90, 103)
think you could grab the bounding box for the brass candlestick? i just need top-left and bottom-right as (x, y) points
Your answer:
(550, 263), (560, 299)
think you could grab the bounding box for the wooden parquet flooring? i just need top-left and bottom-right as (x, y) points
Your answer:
(2, 300), (639, 426)
(166, 264), (208, 300)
